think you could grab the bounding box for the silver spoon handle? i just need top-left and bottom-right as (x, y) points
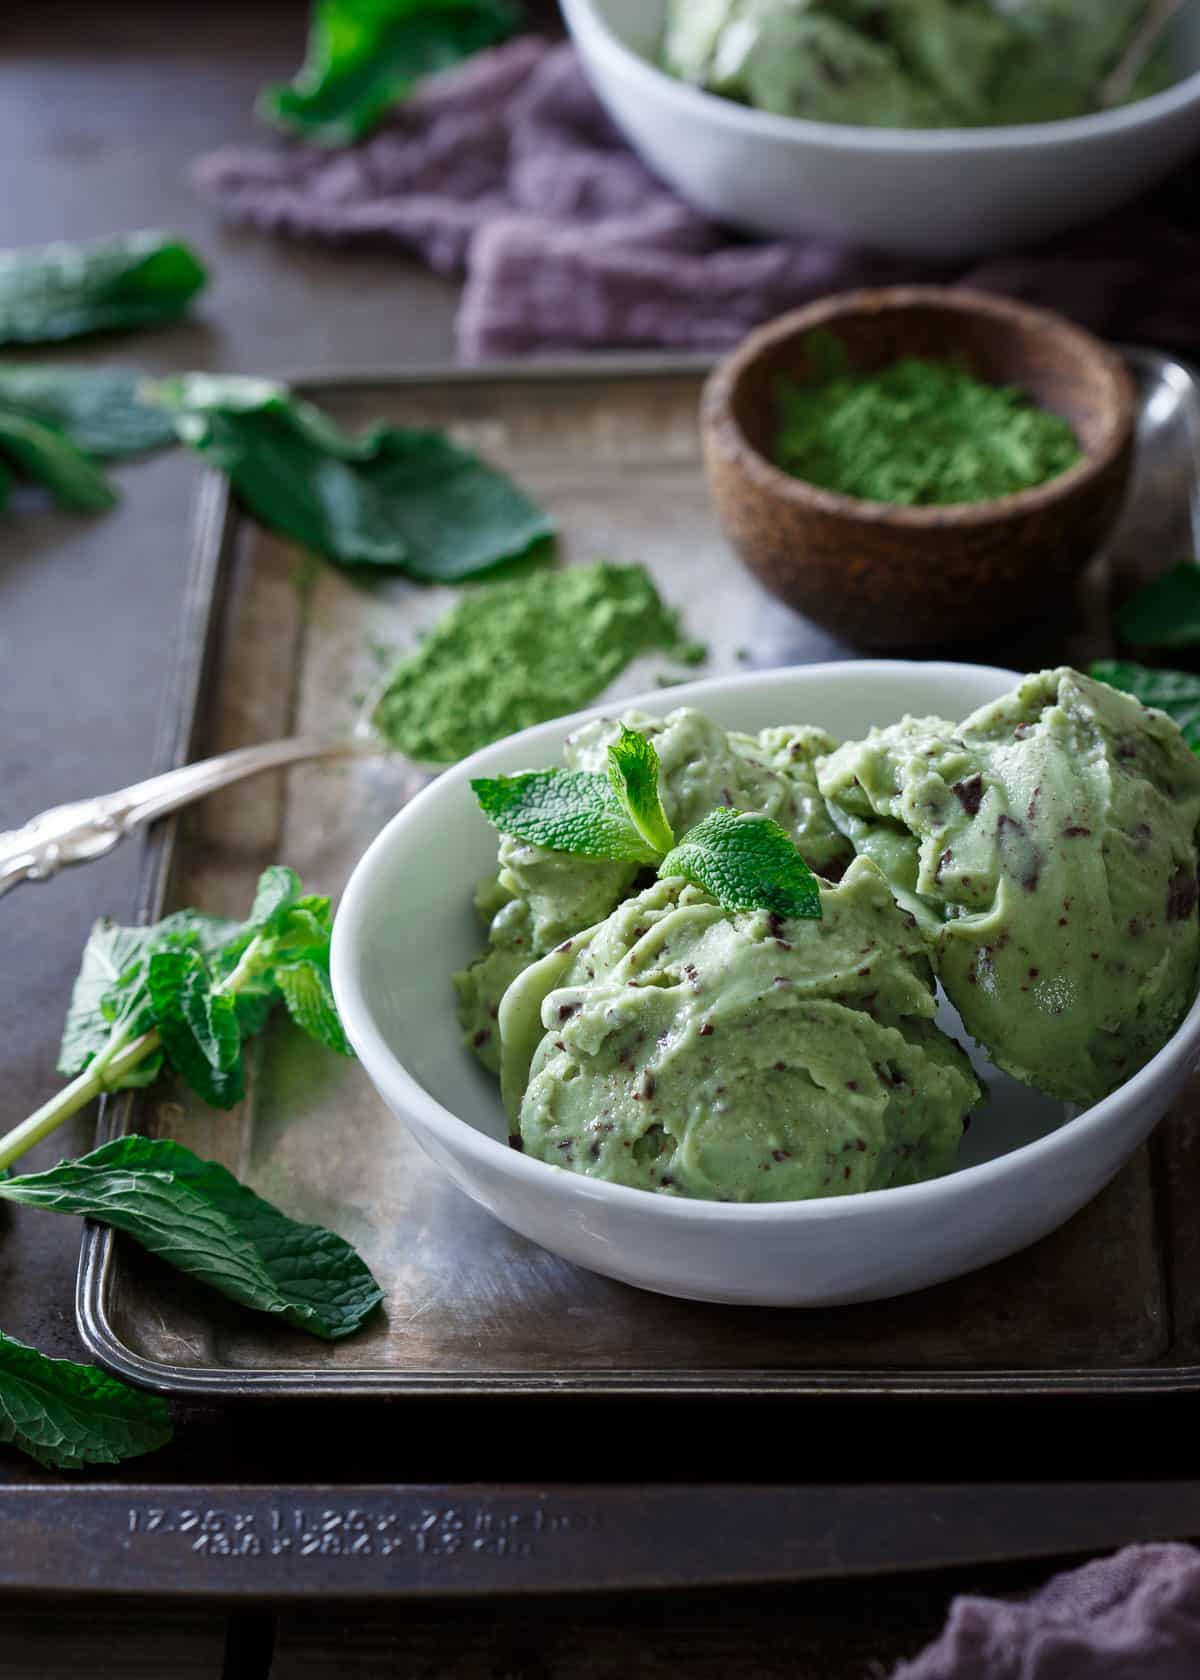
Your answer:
(1101, 0), (1183, 107)
(0, 736), (377, 898)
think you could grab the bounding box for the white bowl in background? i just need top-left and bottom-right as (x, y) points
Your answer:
(558, 0), (1200, 257)
(331, 663), (1200, 1307)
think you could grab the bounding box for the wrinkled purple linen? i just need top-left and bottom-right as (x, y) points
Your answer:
(894, 1544), (1200, 1679)
(194, 37), (1200, 361)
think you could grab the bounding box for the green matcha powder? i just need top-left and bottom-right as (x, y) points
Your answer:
(774, 340), (1082, 507)
(372, 562), (704, 765)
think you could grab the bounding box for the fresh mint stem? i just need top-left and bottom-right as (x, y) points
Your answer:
(220, 932), (269, 996)
(0, 928), (271, 1173)
(0, 1028), (159, 1172)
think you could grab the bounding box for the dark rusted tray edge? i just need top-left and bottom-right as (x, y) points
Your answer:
(75, 351), (1200, 1402)
(4, 1481), (1200, 1602)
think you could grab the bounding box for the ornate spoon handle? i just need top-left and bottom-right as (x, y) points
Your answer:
(0, 736), (379, 898)
(1101, 0), (1184, 107)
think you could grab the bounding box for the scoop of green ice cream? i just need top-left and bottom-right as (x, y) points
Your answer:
(661, 0), (741, 84)
(891, 0), (1013, 120)
(730, 8), (954, 126)
(456, 708), (854, 1070)
(658, 0), (1173, 127)
(818, 668), (1200, 1105)
(499, 857), (981, 1202)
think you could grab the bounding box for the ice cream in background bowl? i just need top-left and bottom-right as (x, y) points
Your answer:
(660, 1), (1181, 129)
(559, 0), (1200, 255)
(331, 663), (1200, 1307)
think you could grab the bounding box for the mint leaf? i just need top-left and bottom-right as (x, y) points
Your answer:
(147, 948), (245, 1110)
(471, 770), (655, 862)
(0, 367), (177, 459)
(0, 1331), (171, 1470)
(0, 1138), (383, 1341)
(0, 232), (206, 345)
(144, 374), (554, 580)
(257, 0), (521, 144)
(57, 911), (239, 1079)
(1090, 660), (1200, 751)
(1116, 565), (1200, 648)
(245, 864), (304, 930)
(266, 898), (336, 960)
(220, 877), (351, 1054)
(277, 960), (354, 1056)
(660, 808), (823, 919)
(607, 726), (674, 857)
(0, 411), (116, 512)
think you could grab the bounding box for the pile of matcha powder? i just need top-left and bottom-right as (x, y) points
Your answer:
(372, 562), (703, 765)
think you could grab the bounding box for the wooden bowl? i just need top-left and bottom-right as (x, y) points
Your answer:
(701, 288), (1137, 649)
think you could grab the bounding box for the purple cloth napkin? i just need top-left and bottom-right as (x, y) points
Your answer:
(894, 1544), (1200, 1678)
(194, 36), (1200, 360)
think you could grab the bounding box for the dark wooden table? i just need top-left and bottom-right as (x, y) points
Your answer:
(3, 4), (1198, 1674)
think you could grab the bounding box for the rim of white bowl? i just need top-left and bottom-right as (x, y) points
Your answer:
(560, 0), (1200, 154)
(331, 660), (1200, 1223)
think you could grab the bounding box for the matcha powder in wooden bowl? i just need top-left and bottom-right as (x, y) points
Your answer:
(774, 337), (1082, 507)
(371, 562), (704, 765)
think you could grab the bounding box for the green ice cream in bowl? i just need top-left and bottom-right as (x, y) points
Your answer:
(660, 0), (1180, 129)
(559, 0), (1200, 256)
(331, 662), (1200, 1306)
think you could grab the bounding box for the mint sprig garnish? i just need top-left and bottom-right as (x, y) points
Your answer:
(607, 725), (676, 857)
(1091, 660), (1200, 752)
(472, 729), (822, 920)
(659, 807), (823, 919)
(0, 865), (353, 1172)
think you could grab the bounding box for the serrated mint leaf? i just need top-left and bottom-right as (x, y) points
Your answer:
(1090, 660), (1200, 751)
(607, 726), (674, 857)
(216, 871), (326, 972)
(277, 959), (354, 1056)
(144, 374), (554, 580)
(256, 0), (521, 145)
(1115, 566), (1200, 648)
(660, 807), (823, 919)
(471, 770), (657, 862)
(251, 899), (335, 967)
(58, 911), (240, 1079)
(0, 1138), (383, 1341)
(0, 410), (116, 513)
(0, 1330), (171, 1471)
(246, 864), (303, 930)
(147, 948), (245, 1109)
(0, 232), (206, 345)
(0, 366), (178, 459)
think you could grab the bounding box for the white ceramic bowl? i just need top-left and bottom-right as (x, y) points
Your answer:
(559, 0), (1200, 257)
(331, 662), (1200, 1307)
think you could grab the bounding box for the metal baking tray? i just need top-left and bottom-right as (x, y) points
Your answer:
(76, 350), (1200, 1399)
